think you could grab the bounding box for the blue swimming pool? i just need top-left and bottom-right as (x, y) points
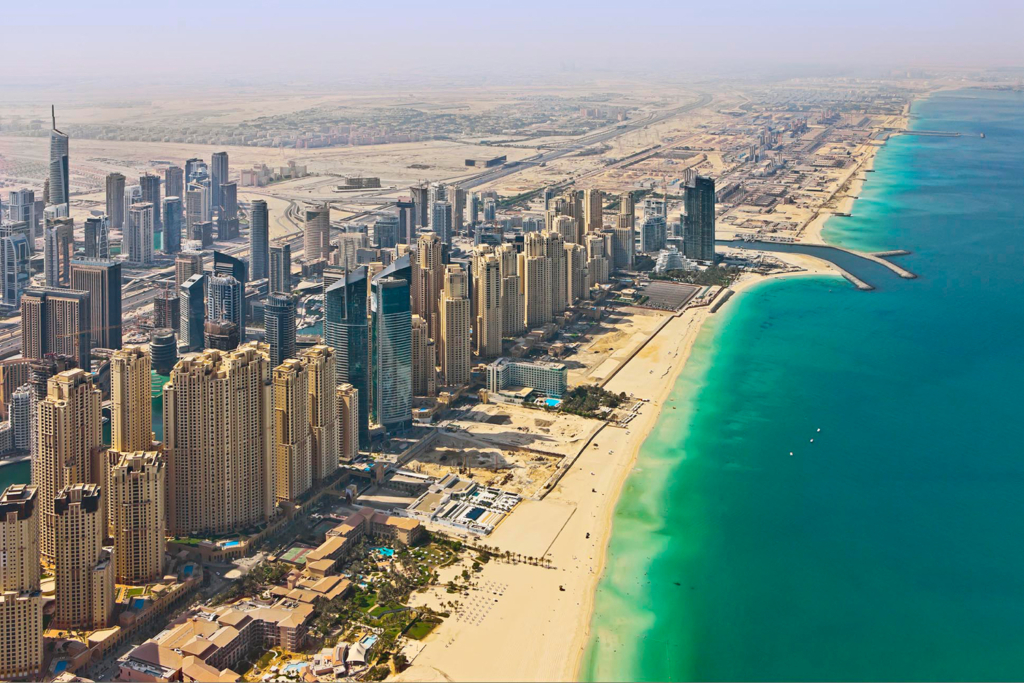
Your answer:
(221, 540), (240, 548)
(544, 398), (562, 408)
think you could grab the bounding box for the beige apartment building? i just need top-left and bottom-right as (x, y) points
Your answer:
(53, 483), (115, 630)
(109, 452), (166, 585)
(110, 345), (153, 453)
(0, 484), (43, 681)
(163, 344), (273, 537)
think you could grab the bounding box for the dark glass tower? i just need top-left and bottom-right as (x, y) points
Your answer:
(683, 175), (716, 262)
(325, 267), (369, 447)
(250, 200), (270, 282)
(265, 292), (296, 368)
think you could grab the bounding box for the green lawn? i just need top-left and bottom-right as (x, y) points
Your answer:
(125, 587), (145, 598)
(405, 619), (438, 640)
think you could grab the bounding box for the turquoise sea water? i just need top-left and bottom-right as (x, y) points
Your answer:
(581, 90), (1024, 681)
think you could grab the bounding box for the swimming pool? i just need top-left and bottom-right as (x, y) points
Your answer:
(544, 398), (562, 408)
(373, 547), (395, 557)
(221, 540), (241, 548)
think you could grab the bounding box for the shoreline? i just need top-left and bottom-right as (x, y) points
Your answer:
(400, 96), (924, 683)
(567, 258), (842, 681)
(397, 259), (843, 683)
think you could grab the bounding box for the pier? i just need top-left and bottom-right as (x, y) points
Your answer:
(719, 239), (916, 289)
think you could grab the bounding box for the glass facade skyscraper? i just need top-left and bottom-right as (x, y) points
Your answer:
(325, 267), (369, 448)
(371, 276), (412, 433)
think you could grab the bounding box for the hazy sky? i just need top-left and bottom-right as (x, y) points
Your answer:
(6, 0), (1023, 86)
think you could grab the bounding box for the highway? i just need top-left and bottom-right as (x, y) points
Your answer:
(459, 92), (713, 190)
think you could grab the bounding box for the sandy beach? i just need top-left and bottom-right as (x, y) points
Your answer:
(398, 257), (843, 682)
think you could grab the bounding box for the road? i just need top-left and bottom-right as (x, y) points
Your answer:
(459, 92), (713, 190)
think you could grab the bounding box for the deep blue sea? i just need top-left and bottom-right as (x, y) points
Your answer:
(582, 89), (1024, 681)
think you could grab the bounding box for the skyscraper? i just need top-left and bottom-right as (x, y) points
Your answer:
(83, 216), (109, 259)
(126, 203), (155, 266)
(43, 217), (73, 287)
(164, 166), (184, 206)
(163, 343), (273, 536)
(179, 274), (205, 353)
(565, 242), (587, 305)
(52, 484), (114, 630)
(585, 188), (604, 234)
(139, 173), (162, 236)
(522, 233), (552, 328)
(48, 108), (69, 208)
(20, 287), (91, 365)
(211, 151), (229, 212)
(683, 175), (716, 262)
(411, 314), (436, 397)
(110, 346), (152, 453)
(439, 265), (471, 387)
(212, 251), (247, 330)
(336, 383), (359, 462)
(7, 189), (38, 239)
(153, 290), (180, 330)
(370, 277), (412, 432)
(374, 214), (400, 249)
(269, 242), (291, 293)
(273, 359), (312, 503)
(35, 369), (101, 562)
(70, 259), (122, 350)
(108, 452), (165, 585)
(106, 173), (126, 231)
(496, 244), (524, 337)
(265, 292), (296, 369)
(163, 196), (182, 254)
(250, 199), (270, 281)
(303, 345), (339, 483)
(396, 200), (416, 245)
(412, 231), (443, 338)
(0, 484), (43, 681)
(175, 252), (203, 287)
(410, 183), (429, 229)
(640, 215), (667, 254)
(1, 234), (30, 311)
(304, 205), (331, 263)
(431, 201), (453, 244)
(450, 185), (466, 235)
(325, 268), (369, 447)
(473, 248), (502, 358)
(611, 225), (635, 272)
(207, 276), (243, 333)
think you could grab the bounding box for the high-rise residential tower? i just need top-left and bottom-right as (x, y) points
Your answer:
(473, 247), (503, 358)
(304, 205), (331, 263)
(70, 259), (122, 350)
(106, 173), (126, 230)
(20, 287), (91, 365)
(273, 359), (312, 504)
(211, 151), (229, 212)
(163, 344), (273, 536)
(0, 484), (43, 681)
(303, 345), (339, 483)
(250, 199), (270, 281)
(110, 346), (152, 453)
(35, 369), (101, 562)
(178, 274), (205, 353)
(265, 292), (296, 369)
(269, 242), (291, 293)
(126, 203), (155, 266)
(163, 196), (182, 254)
(108, 452), (165, 585)
(439, 265), (471, 387)
(139, 173), (162, 236)
(52, 484), (114, 630)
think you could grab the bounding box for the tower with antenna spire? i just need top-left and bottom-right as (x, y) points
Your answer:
(48, 106), (69, 207)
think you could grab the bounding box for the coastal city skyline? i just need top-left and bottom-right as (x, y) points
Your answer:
(1, 4), (1023, 682)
